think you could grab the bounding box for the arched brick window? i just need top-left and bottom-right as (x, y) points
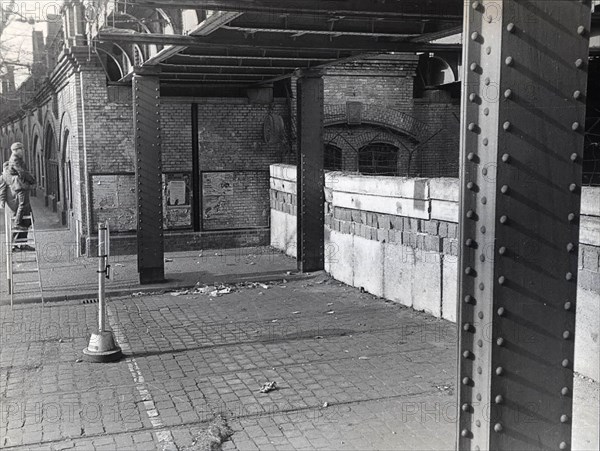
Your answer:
(324, 144), (343, 171)
(358, 143), (399, 176)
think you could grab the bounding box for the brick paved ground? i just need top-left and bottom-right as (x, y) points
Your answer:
(1, 273), (598, 450)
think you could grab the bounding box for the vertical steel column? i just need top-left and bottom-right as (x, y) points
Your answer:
(133, 71), (165, 284)
(457, 1), (591, 450)
(296, 71), (325, 272)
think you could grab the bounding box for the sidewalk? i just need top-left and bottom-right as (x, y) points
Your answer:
(1, 197), (598, 451)
(1, 196), (298, 305)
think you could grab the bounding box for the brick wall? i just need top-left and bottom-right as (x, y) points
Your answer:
(162, 102), (192, 172)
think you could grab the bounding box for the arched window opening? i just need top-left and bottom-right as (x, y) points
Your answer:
(324, 144), (343, 171)
(358, 143), (399, 176)
(45, 126), (60, 201)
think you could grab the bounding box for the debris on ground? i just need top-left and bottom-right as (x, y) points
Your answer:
(358, 356), (369, 360)
(164, 258), (173, 262)
(170, 290), (189, 296)
(210, 286), (232, 297)
(292, 311), (301, 315)
(259, 381), (278, 393)
(322, 402), (329, 408)
(183, 415), (233, 451)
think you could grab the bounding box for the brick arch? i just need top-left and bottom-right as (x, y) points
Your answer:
(324, 103), (428, 141)
(324, 124), (418, 176)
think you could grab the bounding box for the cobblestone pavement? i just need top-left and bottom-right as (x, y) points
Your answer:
(1, 274), (598, 450)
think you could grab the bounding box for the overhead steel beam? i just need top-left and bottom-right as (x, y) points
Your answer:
(220, 25), (420, 39)
(456, 1), (591, 450)
(128, 0), (463, 19)
(97, 30), (462, 53)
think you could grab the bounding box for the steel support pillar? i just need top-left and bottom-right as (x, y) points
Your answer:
(133, 70), (165, 284)
(296, 72), (325, 272)
(457, 1), (591, 450)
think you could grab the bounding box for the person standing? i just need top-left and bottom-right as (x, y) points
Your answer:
(0, 143), (36, 251)
(7, 142), (35, 232)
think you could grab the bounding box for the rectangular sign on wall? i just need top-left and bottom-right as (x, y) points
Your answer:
(162, 173), (192, 229)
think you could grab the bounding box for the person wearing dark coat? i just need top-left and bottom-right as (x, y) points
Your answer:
(7, 142), (35, 230)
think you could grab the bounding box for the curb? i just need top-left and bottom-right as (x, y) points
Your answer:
(1, 271), (317, 306)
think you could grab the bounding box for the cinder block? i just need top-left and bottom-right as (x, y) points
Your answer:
(447, 223), (458, 239)
(354, 235), (384, 297)
(390, 215), (403, 230)
(442, 256), (458, 322)
(425, 235), (442, 252)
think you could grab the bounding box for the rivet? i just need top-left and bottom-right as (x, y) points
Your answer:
(461, 429), (471, 438)
(482, 138), (489, 146)
(496, 367), (504, 376)
(561, 387), (570, 396)
(563, 331), (571, 340)
(577, 25), (586, 36)
(463, 350), (474, 359)
(479, 283), (485, 291)
(482, 168), (488, 176)
(500, 185), (510, 195)
(562, 359), (570, 368)
(462, 403), (471, 412)
(472, 1), (482, 9)
(467, 182), (476, 190)
(573, 90), (582, 100)
(575, 58), (584, 68)
(497, 307), (506, 317)
(483, 108), (489, 116)
(476, 393), (482, 401)
(572, 122), (580, 131)
(564, 301), (572, 311)
(480, 226), (486, 234)
(484, 77), (490, 86)
(569, 183), (578, 192)
(499, 215), (508, 224)
(505, 56), (514, 66)
(468, 123), (478, 132)
(469, 93), (479, 102)
(466, 210), (476, 219)
(470, 62), (479, 72)
(565, 272), (573, 281)
(462, 377), (472, 386)
(465, 267), (475, 275)
(476, 419), (481, 427)
(559, 441), (568, 450)
(502, 153), (510, 163)
(467, 152), (476, 161)
(498, 276), (506, 285)
(465, 238), (475, 247)
(486, 46), (491, 54)
(506, 23), (515, 33)
(465, 294), (474, 304)
(479, 254), (485, 262)
(478, 311), (484, 319)
(494, 423), (503, 433)
(464, 323), (475, 333)
(495, 395), (504, 404)
(471, 32), (480, 41)
(570, 153), (579, 162)
(566, 243), (575, 253)
(477, 366), (482, 374)
(498, 246), (507, 255)
(503, 121), (511, 131)
(477, 339), (483, 347)
(504, 89), (513, 99)
(481, 197), (487, 205)
(497, 337), (505, 346)
(568, 213), (576, 222)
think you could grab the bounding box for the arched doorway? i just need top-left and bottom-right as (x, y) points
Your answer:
(44, 126), (60, 211)
(358, 143), (400, 176)
(61, 130), (72, 225)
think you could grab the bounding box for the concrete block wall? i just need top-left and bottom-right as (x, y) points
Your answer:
(270, 164), (599, 381)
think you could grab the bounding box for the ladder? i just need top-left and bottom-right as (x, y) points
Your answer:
(4, 208), (44, 307)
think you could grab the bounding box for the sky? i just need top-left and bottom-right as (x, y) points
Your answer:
(1, 0), (64, 87)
